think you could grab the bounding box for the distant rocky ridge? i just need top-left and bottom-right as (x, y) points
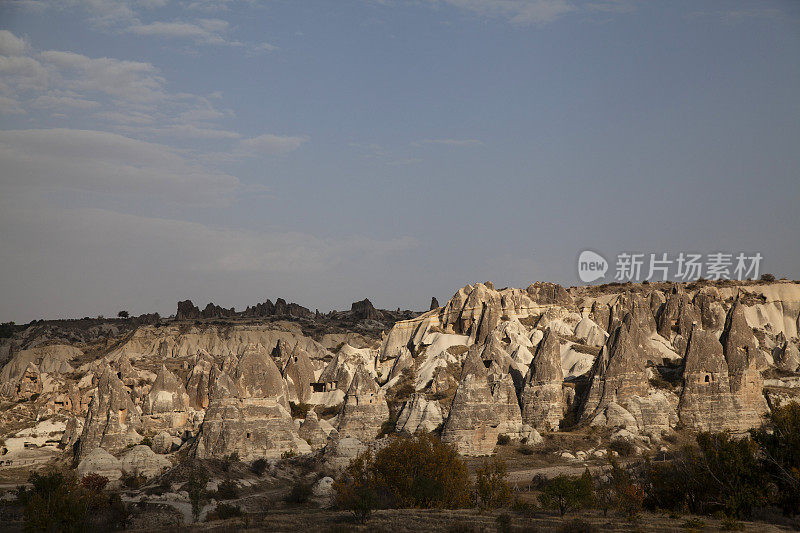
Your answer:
(1, 279), (799, 483)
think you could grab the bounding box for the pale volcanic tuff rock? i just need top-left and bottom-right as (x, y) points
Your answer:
(186, 350), (215, 410)
(440, 349), (502, 456)
(278, 342), (316, 404)
(491, 372), (524, 437)
(298, 410), (330, 449)
(120, 445), (171, 478)
(77, 448), (123, 481)
(773, 334), (800, 372)
(720, 301), (769, 429)
(142, 365), (190, 432)
(521, 329), (565, 431)
(195, 345), (309, 459)
(336, 366), (390, 441)
(395, 393), (444, 435)
(677, 326), (740, 432)
(579, 314), (650, 424)
(78, 366), (142, 460)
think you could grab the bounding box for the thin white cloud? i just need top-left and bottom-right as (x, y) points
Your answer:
(417, 138), (484, 146)
(31, 94), (101, 109)
(0, 128), (240, 205)
(0, 96), (25, 114)
(0, 30), (28, 56)
(428, 0), (576, 25)
(237, 133), (309, 155)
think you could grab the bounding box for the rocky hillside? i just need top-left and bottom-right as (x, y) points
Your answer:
(1, 280), (798, 483)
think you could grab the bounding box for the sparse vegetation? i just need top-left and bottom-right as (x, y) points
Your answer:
(285, 480), (313, 504)
(475, 457), (511, 509)
(250, 458), (268, 476)
(538, 470), (593, 517)
(290, 402), (311, 419)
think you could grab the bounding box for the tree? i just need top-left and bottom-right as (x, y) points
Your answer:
(117, 311), (129, 318)
(539, 471), (593, 516)
(333, 433), (472, 519)
(17, 470), (89, 532)
(475, 457), (511, 509)
(185, 468), (208, 522)
(751, 402), (800, 515)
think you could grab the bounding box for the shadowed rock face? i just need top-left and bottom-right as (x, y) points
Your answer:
(78, 366), (141, 460)
(678, 326), (740, 431)
(720, 302), (768, 428)
(521, 328), (565, 431)
(491, 372), (523, 436)
(441, 350), (501, 456)
(186, 351), (215, 410)
(176, 300), (201, 320)
(773, 334), (800, 372)
(657, 290), (699, 340)
(351, 299), (381, 321)
(579, 314), (649, 423)
(336, 366), (389, 442)
(430, 297), (440, 310)
(525, 282), (573, 306)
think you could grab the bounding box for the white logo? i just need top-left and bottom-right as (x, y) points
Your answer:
(578, 250), (608, 283)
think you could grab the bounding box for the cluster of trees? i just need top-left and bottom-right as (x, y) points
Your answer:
(335, 403), (800, 523)
(16, 471), (129, 532)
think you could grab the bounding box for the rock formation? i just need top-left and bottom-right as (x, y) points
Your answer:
(395, 393), (444, 434)
(719, 301), (768, 428)
(279, 342), (315, 404)
(351, 298), (381, 321)
(521, 329), (565, 431)
(441, 349), (501, 455)
(195, 345), (309, 459)
(430, 297), (440, 310)
(186, 351), (215, 410)
(78, 366), (141, 459)
(120, 445), (171, 478)
(298, 410), (329, 449)
(336, 365), (389, 441)
(677, 326), (739, 431)
(142, 365), (190, 431)
(176, 300), (201, 320)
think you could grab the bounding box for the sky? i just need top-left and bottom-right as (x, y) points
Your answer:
(0, 0), (799, 323)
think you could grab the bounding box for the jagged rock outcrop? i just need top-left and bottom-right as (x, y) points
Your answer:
(441, 350), (501, 455)
(395, 393), (444, 434)
(201, 302), (235, 319)
(336, 366), (389, 441)
(579, 314), (649, 423)
(78, 366), (141, 459)
(430, 297), (440, 310)
(677, 326), (739, 431)
(657, 290), (698, 339)
(351, 298), (381, 321)
(720, 302), (768, 428)
(526, 282), (573, 306)
(521, 329), (565, 431)
(195, 345), (309, 459)
(176, 300), (201, 320)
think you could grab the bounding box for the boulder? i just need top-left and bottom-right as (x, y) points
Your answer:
(120, 445), (171, 478)
(76, 448), (122, 481)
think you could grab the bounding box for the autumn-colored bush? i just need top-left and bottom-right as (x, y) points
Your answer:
(334, 433), (471, 519)
(475, 457), (511, 509)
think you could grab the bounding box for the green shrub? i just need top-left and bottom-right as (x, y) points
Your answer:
(333, 433), (471, 517)
(608, 438), (635, 457)
(284, 480), (313, 504)
(17, 470), (88, 532)
(208, 502), (242, 521)
(290, 402), (311, 419)
(475, 457), (511, 509)
(538, 470), (593, 517)
(139, 436), (152, 448)
(215, 479), (239, 500)
(517, 444), (535, 455)
(750, 401), (800, 516)
(496, 434), (511, 445)
(250, 458), (268, 476)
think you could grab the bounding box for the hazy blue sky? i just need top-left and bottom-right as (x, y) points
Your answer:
(1, 0), (798, 322)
